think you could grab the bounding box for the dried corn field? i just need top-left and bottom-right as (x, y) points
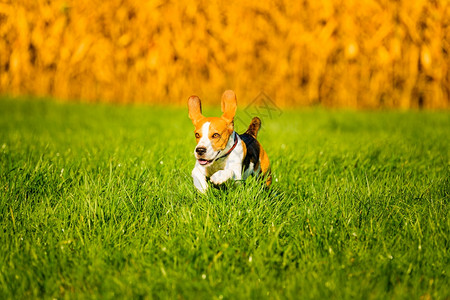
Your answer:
(0, 0), (449, 108)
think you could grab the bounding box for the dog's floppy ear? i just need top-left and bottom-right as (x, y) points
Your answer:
(188, 95), (205, 125)
(221, 90), (237, 123)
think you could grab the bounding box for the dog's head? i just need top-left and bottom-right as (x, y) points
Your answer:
(188, 90), (237, 166)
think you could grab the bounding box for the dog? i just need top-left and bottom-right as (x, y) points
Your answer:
(188, 90), (271, 193)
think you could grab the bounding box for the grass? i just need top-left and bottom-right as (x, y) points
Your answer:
(0, 97), (448, 299)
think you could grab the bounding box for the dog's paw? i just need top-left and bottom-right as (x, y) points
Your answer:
(210, 170), (233, 185)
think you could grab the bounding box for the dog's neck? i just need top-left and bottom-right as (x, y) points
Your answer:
(216, 132), (238, 160)
(201, 131), (238, 176)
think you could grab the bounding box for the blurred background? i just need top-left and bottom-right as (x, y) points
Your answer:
(0, 0), (449, 108)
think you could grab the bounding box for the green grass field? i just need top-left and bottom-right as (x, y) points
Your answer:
(0, 97), (449, 299)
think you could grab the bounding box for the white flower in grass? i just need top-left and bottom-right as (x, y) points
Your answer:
(201, 274), (206, 280)
(160, 161), (164, 165)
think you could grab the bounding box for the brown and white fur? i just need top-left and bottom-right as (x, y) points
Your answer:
(188, 90), (271, 193)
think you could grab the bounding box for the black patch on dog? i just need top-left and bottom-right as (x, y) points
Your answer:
(239, 133), (261, 173)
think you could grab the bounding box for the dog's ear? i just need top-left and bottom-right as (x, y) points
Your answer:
(188, 95), (205, 125)
(221, 90), (237, 123)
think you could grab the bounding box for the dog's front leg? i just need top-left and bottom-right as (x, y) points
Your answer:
(210, 169), (235, 185)
(192, 168), (208, 193)
(210, 161), (242, 185)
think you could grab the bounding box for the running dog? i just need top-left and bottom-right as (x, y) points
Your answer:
(188, 90), (271, 193)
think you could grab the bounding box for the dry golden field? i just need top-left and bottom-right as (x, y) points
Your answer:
(0, 0), (449, 108)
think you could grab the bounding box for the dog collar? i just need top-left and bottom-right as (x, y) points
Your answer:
(219, 132), (239, 159)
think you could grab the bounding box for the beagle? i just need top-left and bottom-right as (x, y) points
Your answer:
(188, 90), (271, 193)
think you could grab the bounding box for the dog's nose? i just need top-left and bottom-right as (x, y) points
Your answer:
(195, 147), (207, 155)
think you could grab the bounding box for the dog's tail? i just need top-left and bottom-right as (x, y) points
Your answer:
(245, 117), (261, 138)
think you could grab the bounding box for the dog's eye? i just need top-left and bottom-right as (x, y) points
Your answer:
(212, 133), (220, 139)
(195, 133), (200, 138)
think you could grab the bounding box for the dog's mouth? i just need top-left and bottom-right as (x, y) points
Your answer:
(198, 158), (212, 165)
(197, 151), (221, 166)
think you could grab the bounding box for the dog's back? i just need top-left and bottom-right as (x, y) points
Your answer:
(240, 117), (272, 186)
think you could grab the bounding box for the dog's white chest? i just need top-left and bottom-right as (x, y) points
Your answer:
(205, 158), (227, 177)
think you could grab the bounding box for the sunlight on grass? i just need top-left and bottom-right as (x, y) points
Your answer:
(0, 98), (449, 298)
